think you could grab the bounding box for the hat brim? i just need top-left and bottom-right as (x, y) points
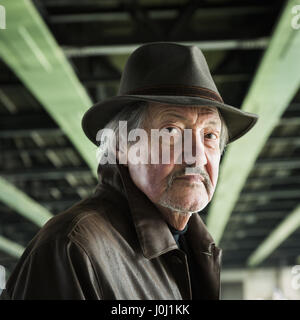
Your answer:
(82, 94), (258, 145)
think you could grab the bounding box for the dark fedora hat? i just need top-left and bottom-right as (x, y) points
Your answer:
(82, 42), (258, 145)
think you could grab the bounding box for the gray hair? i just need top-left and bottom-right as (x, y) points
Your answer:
(218, 110), (229, 155)
(96, 102), (229, 164)
(96, 102), (148, 164)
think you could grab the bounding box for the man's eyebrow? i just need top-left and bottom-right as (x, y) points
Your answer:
(206, 120), (220, 127)
(161, 112), (221, 126)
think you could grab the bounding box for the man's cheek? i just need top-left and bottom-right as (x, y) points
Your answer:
(146, 165), (173, 196)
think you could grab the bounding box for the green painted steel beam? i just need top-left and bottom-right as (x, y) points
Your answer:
(64, 38), (269, 57)
(0, 176), (53, 227)
(247, 205), (300, 267)
(0, 0), (97, 175)
(207, 0), (300, 245)
(0, 235), (24, 259)
(0, 176), (52, 258)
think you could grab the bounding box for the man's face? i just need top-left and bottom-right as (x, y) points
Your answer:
(127, 103), (222, 227)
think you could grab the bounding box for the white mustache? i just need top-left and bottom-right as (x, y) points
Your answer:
(185, 167), (205, 175)
(167, 167), (211, 191)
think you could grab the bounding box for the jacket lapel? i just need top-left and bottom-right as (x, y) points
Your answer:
(185, 213), (222, 299)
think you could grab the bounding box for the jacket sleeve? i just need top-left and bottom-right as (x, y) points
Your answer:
(0, 238), (103, 300)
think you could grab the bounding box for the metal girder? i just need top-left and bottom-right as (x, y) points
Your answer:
(268, 136), (300, 145)
(0, 167), (91, 181)
(279, 117), (300, 125)
(241, 189), (300, 200)
(0, 113), (57, 130)
(235, 200), (299, 212)
(2, 146), (75, 155)
(231, 211), (285, 221)
(0, 174), (53, 258)
(0, 200), (76, 212)
(248, 175), (300, 185)
(247, 204), (300, 267)
(0, 88), (18, 113)
(48, 5), (274, 24)
(206, 0), (300, 245)
(256, 158), (300, 170)
(0, 176), (53, 227)
(0, 235), (24, 258)
(0, 73), (250, 89)
(42, 0), (120, 6)
(0, 128), (63, 138)
(41, 0), (272, 7)
(168, 0), (199, 39)
(63, 38), (269, 57)
(0, 0), (97, 176)
(50, 12), (131, 23)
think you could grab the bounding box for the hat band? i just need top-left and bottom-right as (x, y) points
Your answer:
(125, 85), (224, 103)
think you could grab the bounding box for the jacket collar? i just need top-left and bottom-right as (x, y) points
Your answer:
(95, 163), (220, 260)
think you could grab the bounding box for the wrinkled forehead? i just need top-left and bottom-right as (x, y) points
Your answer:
(146, 103), (220, 123)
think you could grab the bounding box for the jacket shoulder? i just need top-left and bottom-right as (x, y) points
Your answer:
(28, 193), (121, 253)
(1, 193), (125, 299)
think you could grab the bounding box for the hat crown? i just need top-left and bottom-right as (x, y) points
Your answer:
(118, 42), (220, 96)
(82, 42), (258, 146)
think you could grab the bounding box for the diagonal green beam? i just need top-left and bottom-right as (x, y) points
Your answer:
(0, 235), (24, 259)
(207, 0), (300, 245)
(0, 176), (53, 227)
(0, 0), (97, 175)
(247, 205), (300, 267)
(0, 176), (53, 258)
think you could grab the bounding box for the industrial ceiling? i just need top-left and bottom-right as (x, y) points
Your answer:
(1, 0), (300, 275)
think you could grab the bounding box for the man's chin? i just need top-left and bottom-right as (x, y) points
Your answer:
(172, 191), (209, 209)
(159, 197), (208, 214)
(157, 183), (210, 213)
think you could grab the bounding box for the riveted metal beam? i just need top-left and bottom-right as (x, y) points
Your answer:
(63, 38), (269, 57)
(0, 235), (24, 259)
(207, 0), (300, 245)
(0, 176), (53, 227)
(247, 205), (300, 267)
(0, 0), (97, 175)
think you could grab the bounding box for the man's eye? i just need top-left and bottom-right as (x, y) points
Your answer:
(205, 133), (218, 140)
(164, 127), (180, 134)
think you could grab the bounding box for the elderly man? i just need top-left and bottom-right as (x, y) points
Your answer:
(1, 43), (257, 300)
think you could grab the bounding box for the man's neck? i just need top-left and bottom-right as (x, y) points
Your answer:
(155, 204), (192, 230)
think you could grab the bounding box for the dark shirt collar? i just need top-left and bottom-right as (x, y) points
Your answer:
(168, 223), (188, 247)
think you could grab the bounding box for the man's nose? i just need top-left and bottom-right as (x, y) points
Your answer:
(182, 129), (207, 167)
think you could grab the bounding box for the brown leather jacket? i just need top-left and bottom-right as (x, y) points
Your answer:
(1, 164), (222, 300)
